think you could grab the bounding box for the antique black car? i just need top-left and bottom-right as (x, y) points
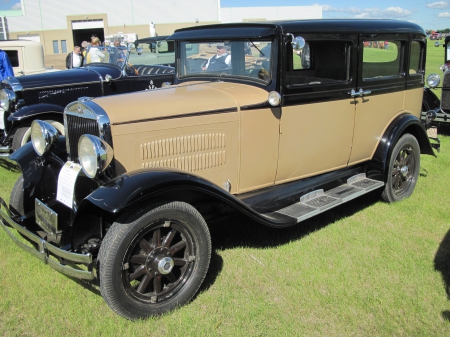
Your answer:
(422, 35), (450, 129)
(0, 19), (437, 320)
(0, 45), (175, 157)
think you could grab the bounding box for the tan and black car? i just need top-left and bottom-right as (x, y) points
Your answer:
(0, 19), (437, 319)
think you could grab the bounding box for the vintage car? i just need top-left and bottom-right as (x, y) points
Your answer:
(0, 20), (437, 320)
(133, 35), (175, 66)
(422, 34), (450, 129)
(0, 39), (59, 77)
(0, 45), (175, 157)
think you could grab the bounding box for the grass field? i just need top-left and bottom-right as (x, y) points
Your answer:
(0, 41), (449, 336)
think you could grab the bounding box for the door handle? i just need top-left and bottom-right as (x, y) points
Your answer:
(350, 88), (372, 97)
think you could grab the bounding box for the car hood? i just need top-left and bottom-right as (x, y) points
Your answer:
(9, 65), (122, 90)
(93, 81), (269, 126)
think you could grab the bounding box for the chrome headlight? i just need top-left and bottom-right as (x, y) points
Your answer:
(427, 73), (441, 88)
(78, 134), (114, 178)
(0, 88), (16, 112)
(31, 120), (59, 156)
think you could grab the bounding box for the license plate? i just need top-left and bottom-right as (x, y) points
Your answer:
(427, 127), (438, 138)
(35, 199), (58, 235)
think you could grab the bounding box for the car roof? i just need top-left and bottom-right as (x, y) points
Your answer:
(134, 36), (171, 44)
(169, 19), (426, 40)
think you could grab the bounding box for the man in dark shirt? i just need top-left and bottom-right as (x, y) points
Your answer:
(202, 43), (231, 71)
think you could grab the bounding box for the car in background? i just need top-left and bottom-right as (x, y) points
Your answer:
(422, 34), (450, 130)
(0, 45), (174, 157)
(0, 19), (437, 320)
(133, 36), (175, 66)
(0, 39), (59, 76)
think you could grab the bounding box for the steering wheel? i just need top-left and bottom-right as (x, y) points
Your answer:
(126, 62), (140, 75)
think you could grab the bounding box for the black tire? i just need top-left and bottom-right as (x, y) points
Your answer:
(9, 174), (24, 217)
(98, 201), (211, 320)
(11, 122), (32, 152)
(381, 134), (420, 203)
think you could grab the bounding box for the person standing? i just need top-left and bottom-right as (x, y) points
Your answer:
(0, 49), (14, 80)
(88, 37), (105, 63)
(65, 46), (83, 69)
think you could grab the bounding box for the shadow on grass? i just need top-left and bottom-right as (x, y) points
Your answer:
(442, 311), (450, 322)
(201, 190), (381, 290)
(434, 229), (450, 301)
(0, 158), (20, 172)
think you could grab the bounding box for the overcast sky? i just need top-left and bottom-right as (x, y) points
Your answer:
(2, 1), (449, 31)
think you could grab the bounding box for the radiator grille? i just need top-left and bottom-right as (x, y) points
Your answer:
(65, 114), (100, 161)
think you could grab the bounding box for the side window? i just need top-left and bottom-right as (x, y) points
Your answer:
(5, 50), (19, 67)
(409, 41), (424, 76)
(362, 40), (401, 80)
(287, 39), (350, 86)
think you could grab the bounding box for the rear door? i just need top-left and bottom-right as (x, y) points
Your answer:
(348, 34), (409, 165)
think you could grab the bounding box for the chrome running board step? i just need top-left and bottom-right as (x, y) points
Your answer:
(0, 146), (9, 157)
(275, 174), (384, 223)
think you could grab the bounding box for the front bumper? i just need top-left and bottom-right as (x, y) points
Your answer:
(0, 197), (95, 280)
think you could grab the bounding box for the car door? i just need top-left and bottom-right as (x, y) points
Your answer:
(275, 33), (358, 185)
(348, 35), (409, 165)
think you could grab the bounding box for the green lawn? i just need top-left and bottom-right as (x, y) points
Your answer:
(0, 41), (449, 336)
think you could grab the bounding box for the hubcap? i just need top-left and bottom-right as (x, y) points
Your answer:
(400, 166), (409, 177)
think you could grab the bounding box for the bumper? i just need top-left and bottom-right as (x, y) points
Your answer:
(0, 197), (95, 280)
(0, 145), (10, 158)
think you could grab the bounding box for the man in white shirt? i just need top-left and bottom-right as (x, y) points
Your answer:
(202, 43), (231, 71)
(65, 46), (83, 69)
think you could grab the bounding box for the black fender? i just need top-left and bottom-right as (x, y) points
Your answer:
(77, 169), (296, 228)
(9, 136), (67, 215)
(422, 87), (440, 111)
(368, 113), (435, 182)
(8, 104), (64, 122)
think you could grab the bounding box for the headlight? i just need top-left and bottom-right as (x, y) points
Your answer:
(78, 134), (114, 178)
(0, 89), (16, 112)
(268, 91), (281, 106)
(427, 73), (441, 88)
(30, 120), (59, 156)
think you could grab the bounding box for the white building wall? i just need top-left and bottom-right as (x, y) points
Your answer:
(7, 0), (220, 32)
(220, 6), (322, 23)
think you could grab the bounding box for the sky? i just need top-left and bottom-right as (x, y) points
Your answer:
(0, 0), (448, 30)
(221, 0), (450, 30)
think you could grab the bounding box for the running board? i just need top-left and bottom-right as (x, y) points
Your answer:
(274, 174), (384, 223)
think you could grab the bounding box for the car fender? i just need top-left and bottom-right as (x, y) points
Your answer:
(9, 136), (67, 214)
(422, 87), (440, 111)
(7, 103), (64, 122)
(368, 113), (435, 181)
(77, 169), (296, 228)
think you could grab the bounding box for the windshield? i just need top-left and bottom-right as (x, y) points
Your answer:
(179, 40), (272, 84)
(85, 45), (129, 67)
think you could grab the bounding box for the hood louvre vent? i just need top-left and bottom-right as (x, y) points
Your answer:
(38, 87), (89, 106)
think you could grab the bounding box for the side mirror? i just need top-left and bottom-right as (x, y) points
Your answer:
(292, 36), (306, 50)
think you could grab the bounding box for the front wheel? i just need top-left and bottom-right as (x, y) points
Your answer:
(381, 134), (420, 203)
(98, 201), (211, 320)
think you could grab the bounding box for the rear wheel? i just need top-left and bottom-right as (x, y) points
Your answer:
(381, 134), (420, 203)
(98, 201), (211, 320)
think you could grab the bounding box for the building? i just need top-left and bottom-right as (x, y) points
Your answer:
(1, 0), (322, 56)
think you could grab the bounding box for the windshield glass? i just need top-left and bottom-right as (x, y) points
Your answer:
(179, 40), (272, 84)
(85, 45), (129, 67)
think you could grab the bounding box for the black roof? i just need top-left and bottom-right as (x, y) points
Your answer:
(134, 36), (171, 44)
(169, 19), (426, 40)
